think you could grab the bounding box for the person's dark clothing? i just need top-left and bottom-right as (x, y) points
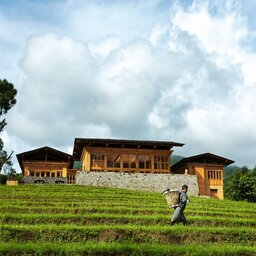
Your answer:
(177, 191), (188, 210)
(171, 191), (189, 225)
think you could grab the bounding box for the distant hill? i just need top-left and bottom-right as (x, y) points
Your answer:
(223, 165), (242, 185)
(170, 155), (185, 166)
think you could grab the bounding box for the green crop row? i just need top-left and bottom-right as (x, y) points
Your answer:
(0, 242), (255, 256)
(1, 212), (255, 227)
(0, 184), (253, 207)
(1, 197), (255, 214)
(0, 185), (248, 205)
(1, 224), (255, 245)
(0, 204), (255, 219)
(0, 186), (158, 198)
(1, 197), (255, 212)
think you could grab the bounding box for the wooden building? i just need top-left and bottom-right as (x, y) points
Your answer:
(16, 139), (235, 199)
(171, 153), (234, 199)
(16, 146), (73, 183)
(73, 138), (184, 174)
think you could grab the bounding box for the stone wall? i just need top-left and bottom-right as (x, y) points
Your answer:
(23, 176), (67, 184)
(76, 172), (199, 196)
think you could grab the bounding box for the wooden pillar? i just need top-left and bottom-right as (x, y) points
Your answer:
(136, 155), (139, 173)
(24, 166), (29, 177)
(151, 155), (154, 174)
(120, 153), (123, 172)
(104, 153), (107, 171)
(62, 168), (67, 178)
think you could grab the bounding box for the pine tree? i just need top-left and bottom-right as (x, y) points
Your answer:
(0, 79), (17, 173)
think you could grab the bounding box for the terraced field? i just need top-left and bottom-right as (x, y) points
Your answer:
(0, 185), (255, 255)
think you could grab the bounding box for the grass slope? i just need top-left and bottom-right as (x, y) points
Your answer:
(0, 185), (255, 256)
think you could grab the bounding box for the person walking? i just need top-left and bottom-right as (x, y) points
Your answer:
(170, 184), (189, 225)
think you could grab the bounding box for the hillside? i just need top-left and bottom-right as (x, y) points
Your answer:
(224, 165), (242, 184)
(170, 155), (184, 166)
(0, 185), (255, 255)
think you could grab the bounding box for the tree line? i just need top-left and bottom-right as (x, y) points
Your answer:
(224, 165), (256, 202)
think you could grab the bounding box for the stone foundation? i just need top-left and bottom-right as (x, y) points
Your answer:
(23, 176), (67, 184)
(76, 172), (199, 196)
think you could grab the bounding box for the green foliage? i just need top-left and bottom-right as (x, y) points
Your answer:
(224, 165), (242, 185)
(224, 166), (256, 202)
(0, 174), (7, 185)
(0, 162), (22, 184)
(0, 79), (17, 173)
(0, 79), (17, 116)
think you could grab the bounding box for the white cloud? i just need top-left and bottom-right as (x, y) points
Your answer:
(1, 0), (256, 169)
(149, 24), (168, 46)
(89, 36), (121, 58)
(172, 1), (248, 56)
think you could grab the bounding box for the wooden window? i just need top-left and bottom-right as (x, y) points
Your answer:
(122, 154), (129, 168)
(51, 172), (55, 177)
(91, 153), (105, 168)
(122, 154), (136, 169)
(106, 153), (120, 168)
(139, 157), (144, 168)
(30, 171), (34, 176)
(130, 155), (136, 168)
(208, 170), (222, 180)
(107, 154), (113, 168)
(138, 155), (151, 170)
(154, 156), (168, 170)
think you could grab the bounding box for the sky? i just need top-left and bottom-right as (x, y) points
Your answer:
(1, 0), (256, 171)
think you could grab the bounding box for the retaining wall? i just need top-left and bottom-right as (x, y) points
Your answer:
(76, 172), (199, 196)
(23, 176), (67, 184)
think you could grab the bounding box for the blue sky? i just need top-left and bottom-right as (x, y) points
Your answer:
(1, 0), (256, 170)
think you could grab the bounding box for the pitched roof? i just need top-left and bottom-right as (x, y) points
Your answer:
(16, 146), (72, 171)
(73, 138), (184, 160)
(171, 152), (234, 171)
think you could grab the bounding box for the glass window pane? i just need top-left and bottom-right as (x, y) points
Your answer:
(130, 155), (136, 168)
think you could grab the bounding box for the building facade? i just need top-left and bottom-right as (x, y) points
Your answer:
(16, 146), (73, 184)
(171, 153), (234, 199)
(73, 138), (184, 174)
(16, 139), (235, 199)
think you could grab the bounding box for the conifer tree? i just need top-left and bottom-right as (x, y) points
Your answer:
(0, 79), (17, 173)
